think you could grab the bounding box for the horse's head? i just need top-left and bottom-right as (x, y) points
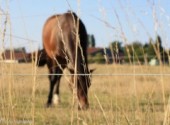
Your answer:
(78, 68), (95, 110)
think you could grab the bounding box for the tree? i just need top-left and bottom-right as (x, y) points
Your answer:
(143, 38), (156, 62)
(123, 41), (144, 63)
(109, 41), (124, 63)
(155, 35), (168, 63)
(109, 41), (123, 53)
(156, 35), (163, 53)
(88, 34), (95, 47)
(143, 35), (169, 64)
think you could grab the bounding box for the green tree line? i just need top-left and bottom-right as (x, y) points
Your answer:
(110, 35), (169, 64)
(88, 34), (170, 64)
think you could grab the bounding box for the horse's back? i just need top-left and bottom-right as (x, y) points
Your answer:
(42, 12), (79, 59)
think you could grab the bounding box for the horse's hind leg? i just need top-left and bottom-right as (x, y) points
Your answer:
(47, 67), (63, 107)
(53, 68), (63, 105)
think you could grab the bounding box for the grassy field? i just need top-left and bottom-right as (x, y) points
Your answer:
(0, 63), (170, 125)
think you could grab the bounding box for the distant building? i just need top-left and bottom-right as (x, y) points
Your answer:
(1, 47), (30, 63)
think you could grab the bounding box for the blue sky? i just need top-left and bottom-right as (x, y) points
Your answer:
(1, 0), (170, 52)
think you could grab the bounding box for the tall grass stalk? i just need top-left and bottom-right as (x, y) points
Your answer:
(31, 51), (38, 125)
(94, 94), (109, 125)
(150, 1), (166, 112)
(163, 96), (170, 125)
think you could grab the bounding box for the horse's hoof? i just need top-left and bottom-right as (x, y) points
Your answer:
(78, 104), (89, 110)
(46, 103), (53, 108)
(53, 94), (60, 105)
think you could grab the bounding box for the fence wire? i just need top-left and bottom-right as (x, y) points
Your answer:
(1, 73), (170, 76)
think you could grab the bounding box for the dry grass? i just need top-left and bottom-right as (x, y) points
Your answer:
(0, 0), (169, 124)
(0, 63), (170, 125)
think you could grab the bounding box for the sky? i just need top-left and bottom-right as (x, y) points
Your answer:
(0, 0), (170, 52)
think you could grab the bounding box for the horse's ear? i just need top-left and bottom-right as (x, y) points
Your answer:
(89, 68), (95, 73)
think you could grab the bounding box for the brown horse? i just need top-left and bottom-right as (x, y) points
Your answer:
(38, 11), (92, 110)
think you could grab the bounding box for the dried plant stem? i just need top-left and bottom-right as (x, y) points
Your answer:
(6, 2), (17, 124)
(94, 94), (109, 125)
(70, 6), (80, 125)
(31, 51), (38, 125)
(163, 96), (170, 125)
